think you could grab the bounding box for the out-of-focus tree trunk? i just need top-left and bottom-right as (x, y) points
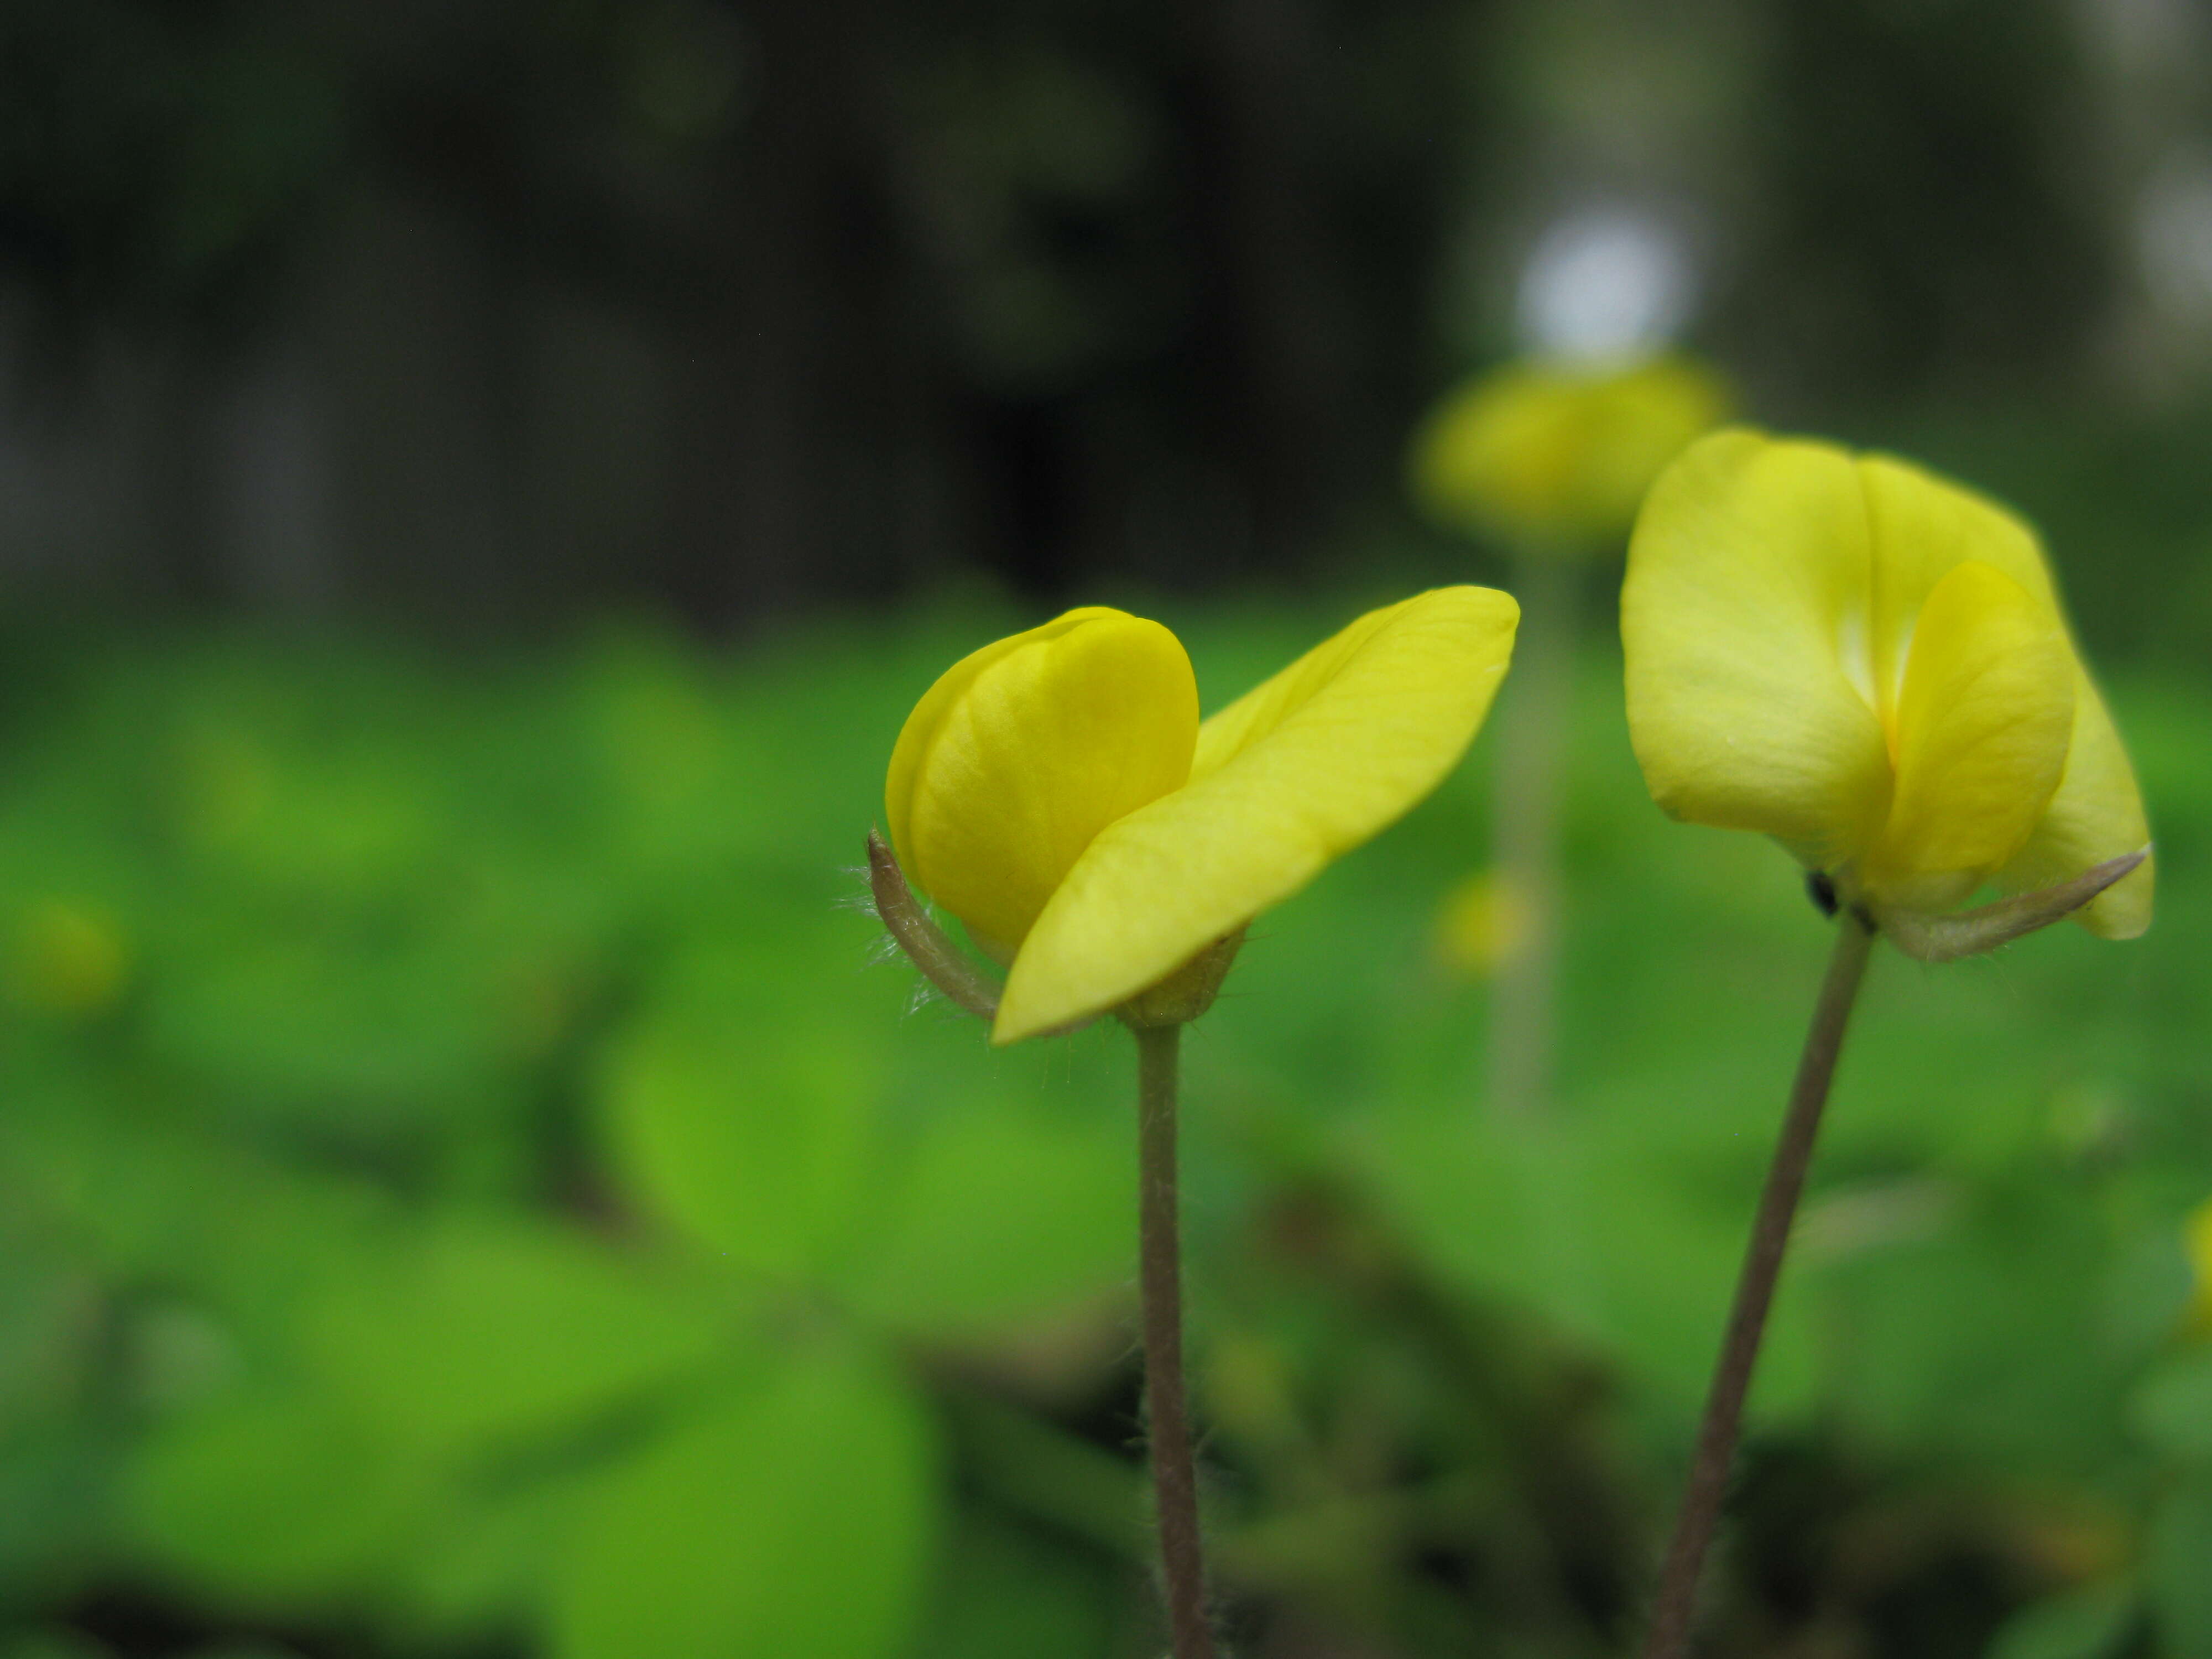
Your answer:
(1193, 0), (1346, 570)
(317, 184), (522, 622)
(670, 0), (903, 625)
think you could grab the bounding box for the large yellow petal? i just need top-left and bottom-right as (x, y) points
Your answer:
(1861, 560), (2073, 912)
(893, 611), (1197, 958)
(1621, 429), (1892, 866)
(1856, 454), (2058, 724)
(1994, 666), (2153, 938)
(1856, 454), (2150, 934)
(884, 607), (1123, 872)
(993, 586), (1518, 1044)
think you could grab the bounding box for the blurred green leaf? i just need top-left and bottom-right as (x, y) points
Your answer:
(2129, 1349), (2212, 1462)
(1362, 1108), (1817, 1412)
(1818, 1181), (2122, 1472)
(600, 1001), (881, 1281)
(1987, 1582), (2136, 1659)
(0, 1635), (112, 1659)
(907, 1516), (1115, 1659)
(128, 1390), (431, 1607)
(2150, 1484), (2212, 1658)
(2103, 1226), (2197, 1363)
(304, 1214), (732, 1458)
(841, 1103), (1131, 1336)
(551, 1344), (937, 1659)
(144, 934), (510, 1113)
(391, 1462), (599, 1644)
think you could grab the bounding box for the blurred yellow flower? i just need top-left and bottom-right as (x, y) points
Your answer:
(1623, 429), (2152, 936)
(886, 589), (1520, 1044)
(1433, 867), (1537, 979)
(11, 899), (132, 1018)
(2187, 1198), (2212, 1332)
(1412, 356), (1729, 549)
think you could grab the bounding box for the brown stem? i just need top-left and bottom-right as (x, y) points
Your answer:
(1638, 910), (1875, 1659)
(1135, 1022), (1216, 1659)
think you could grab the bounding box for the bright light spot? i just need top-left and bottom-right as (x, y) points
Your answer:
(1517, 207), (1694, 363)
(2078, 0), (2197, 73)
(2138, 153), (2212, 325)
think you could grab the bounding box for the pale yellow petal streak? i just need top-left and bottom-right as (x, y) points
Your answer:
(901, 613), (1198, 958)
(1622, 430), (1890, 864)
(995, 587), (1519, 1044)
(1863, 560), (2073, 912)
(1856, 455), (2058, 724)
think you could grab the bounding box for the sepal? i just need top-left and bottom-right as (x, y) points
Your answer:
(1115, 930), (1246, 1030)
(1872, 848), (2151, 963)
(865, 829), (1003, 1020)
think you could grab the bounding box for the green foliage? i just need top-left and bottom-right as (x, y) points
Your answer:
(301, 1217), (730, 1458)
(551, 1345), (936, 1659)
(2150, 1485), (2212, 1658)
(130, 1389), (429, 1607)
(1, 610), (2208, 1655)
(1990, 1583), (2138, 1659)
(602, 992), (884, 1279)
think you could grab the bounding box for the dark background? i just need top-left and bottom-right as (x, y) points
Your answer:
(6, 0), (2210, 640)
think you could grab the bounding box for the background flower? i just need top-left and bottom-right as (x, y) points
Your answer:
(1412, 358), (1730, 552)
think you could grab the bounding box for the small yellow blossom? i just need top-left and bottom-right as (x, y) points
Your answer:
(2186, 1198), (2212, 1333)
(1433, 868), (1538, 979)
(11, 899), (132, 1018)
(1412, 356), (1730, 550)
(886, 589), (1520, 1043)
(1622, 429), (2151, 936)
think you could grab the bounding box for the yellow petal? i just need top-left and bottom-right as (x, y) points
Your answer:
(2185, 1199), (2212, 1329)
(1621, 429), (1892, 866)
(1412, 363), (1585, 536)
(891, 610), (1198, 958)
(1994, 666), (2153, 938)
(1574, 358), (1735, 539)
(1861, 560), (2073, 911)
(1856, 454), (2059, 724)
(993, 586), (1518, 1043)
(1854, 456), (2149, 933)
(884, 607), (1123, 873)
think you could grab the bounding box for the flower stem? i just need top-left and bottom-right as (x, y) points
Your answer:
(1135, 1022), (1215, 1659)
(1638, 909), (1875, 1659)
(1488, 547), (1575, 1119)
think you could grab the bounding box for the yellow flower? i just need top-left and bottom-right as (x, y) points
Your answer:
(2185, 1198), (2212, 1333)
(885, 589), (1520, 1044)
(1433, 867), (1537, 979)
(1622, 428), (2151, 938)
(10, 899), (132, 1019)
(1412, 356), (1730, 549)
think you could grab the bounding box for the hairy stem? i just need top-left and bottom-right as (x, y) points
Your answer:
(1136, 1022), (1215, 1659)
(1639, 910), (1875, 1659)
